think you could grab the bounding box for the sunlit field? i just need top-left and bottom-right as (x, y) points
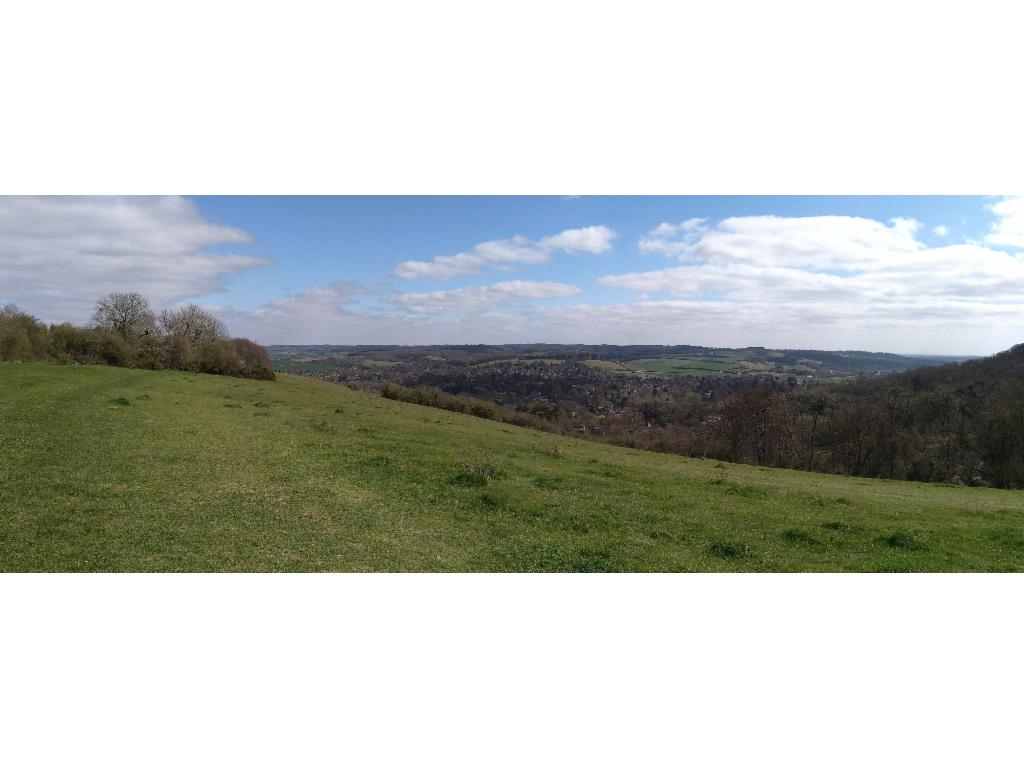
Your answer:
(2, 363), (1023, 572)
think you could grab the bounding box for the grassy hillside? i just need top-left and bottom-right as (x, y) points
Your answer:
(2, 363), (1023, 571)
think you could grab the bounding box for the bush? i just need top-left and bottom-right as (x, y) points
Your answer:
(231, 338), (275, 380)
(382, 384), (502, 420)
(194, 338), (274, 380)
(0, 304), (49, 361)
(159, 334), (198, 371)
(197, 339), (243, 377)
(48, 323), (130, 366)
(1, 296), (274, 383)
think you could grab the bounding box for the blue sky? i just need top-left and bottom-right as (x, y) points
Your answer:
(190, 195), (990, 312)
(2, 196), (1023, 354)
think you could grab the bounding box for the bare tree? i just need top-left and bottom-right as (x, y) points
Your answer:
(91, 292), (155, 339)
(159, 304), (227, 345)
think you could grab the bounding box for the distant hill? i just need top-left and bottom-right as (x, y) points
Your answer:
(899, 342), (1024, 385)
(2, 362), (1022, 572)
(268, 344), (970, 374)
(267, 343), (973, 381)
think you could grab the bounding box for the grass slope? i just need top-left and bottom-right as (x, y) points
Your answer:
(2, 363), (1023, 572)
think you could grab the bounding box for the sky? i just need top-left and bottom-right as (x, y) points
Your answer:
(2, 195), (1024, 355)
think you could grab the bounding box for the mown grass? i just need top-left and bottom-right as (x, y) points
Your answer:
(1, 363), (1023, 572)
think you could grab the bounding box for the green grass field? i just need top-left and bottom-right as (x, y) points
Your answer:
(628, 355), (742, 377)
(2, 363), (1023, 571)
(580, 359), (639, 374)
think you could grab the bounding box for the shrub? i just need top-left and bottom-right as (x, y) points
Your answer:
(0, 304), (49, 361)
(159, 334), (198, 371)
(3, 295), (274, 383)
(197, 339), (243, 377)
(469, 402), (496, 419)
(231, 338), (275, 380)
(48, 324), (130, 366)
(380, 383), (526, 426)
(132, 340), (165, 370)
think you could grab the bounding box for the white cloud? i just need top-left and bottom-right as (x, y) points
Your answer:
(932, 224), (950, 237)
(391, 280), (581, 314)
(14, 199), (1015, 356)
(218, 210), (1024, 354)
(0, 196), (269, 322)
(249, 281), (365, 318)
(638, 216), (926, 264)
(223, 281), (370, 343)
(223, 278), (587, 343)
(392, 236), (548, 280)
(537, 225), (616, 254)
(653, 215), (924, 269)
(223, 279), (581, 344)
(526, 297), (1024, 353)
(985, 195), (1024, 248)
(639, 217), (708, 255)
(393, 225), (616, 280)
(594, 214), (1024, 353)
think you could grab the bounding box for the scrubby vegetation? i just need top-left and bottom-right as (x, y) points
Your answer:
(380, 383), (556, 431)
(0, 293), (273, 380)
(2, 363), (1022, 572)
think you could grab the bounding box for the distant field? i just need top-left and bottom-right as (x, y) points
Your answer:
(2, 363), (1023, 571)
(580, 359), (638, 374)
(272, 359), (337, 372)
(628, 355), (742, 377)
(471, 358), (564, 368)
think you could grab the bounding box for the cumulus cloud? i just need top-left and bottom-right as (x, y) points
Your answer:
(642, 215), (925, 269)
(393, 225), (616, 280)
(390, 280), (581, 314)
(932, 224), (950, 237)
(639, 218), (708, 255)
(986, 195), (1024, 249)
(0, 196), (270, 322)
(537, 225), (616, 254)
(220, 210), (1024, 353)
(595, 214), (1024, 353)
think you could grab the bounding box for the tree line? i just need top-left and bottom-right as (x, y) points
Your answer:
(0, 293), (273, 380)
(696, 347), (1024, 489)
